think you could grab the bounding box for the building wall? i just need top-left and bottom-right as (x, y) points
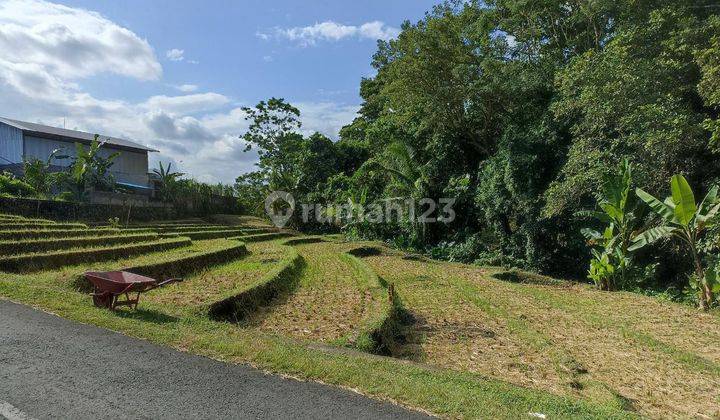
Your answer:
(23, 135), (149, 186)
(0, 122), (23, 164)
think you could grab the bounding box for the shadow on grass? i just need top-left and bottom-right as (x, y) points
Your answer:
(492, 269), (572, 287)
(238, 262), (307, 328)
(113, 307), (179, 324)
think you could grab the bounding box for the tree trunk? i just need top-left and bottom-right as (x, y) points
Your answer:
(691, 245), (711, 310)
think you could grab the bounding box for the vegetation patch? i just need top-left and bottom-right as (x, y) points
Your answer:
(159, 229), (246, 240)
(0, 228), (121, 240)
(283, 236), (327, 246)
(0, 233), (160, 255)
(0, 237), (191, 273)
(208, 244), (303, 322)
(346, 246), (384, 257)
(340, 250), (415, 357)
(123, 241), (248, 282)
(239, 232), (293, 242)
(492, 269), (574, 287)
(0, 222), (86, 230)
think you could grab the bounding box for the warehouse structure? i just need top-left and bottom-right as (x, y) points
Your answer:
(0, 117), (158, 191)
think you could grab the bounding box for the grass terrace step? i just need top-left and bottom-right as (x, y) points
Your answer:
(0, 228), (122, 241)
(237, 232), (293, 242)
(240, 227), (279, 234)
(0, 237), (192, 273)
(159, 229), (246, 240)
(0, 217), (56, 224)
(0, 233), (160, 255)
(129, 219), (209, 227)
(123, 241), (248, 282)
(0, 214), (38, 221)
(0, 222), (87, 230)
(152, 225), (232, 232)
(71, 239), (249, 291)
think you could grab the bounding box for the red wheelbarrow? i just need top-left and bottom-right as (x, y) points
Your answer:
(84, 271), (183, 310)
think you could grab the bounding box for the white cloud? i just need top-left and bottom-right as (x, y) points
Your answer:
(165, 48), (185, 61)
(173, 84), (198, 93)
(0, 0), (161, 80)
(0, 1), (360, 183)
(142, 93), (230, 114)
(259, 20), (400, 46)
(295, 102), (359, 140)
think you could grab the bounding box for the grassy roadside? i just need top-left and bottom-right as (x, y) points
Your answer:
(0, 237), (632, 419)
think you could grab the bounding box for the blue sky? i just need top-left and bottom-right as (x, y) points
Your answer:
(0, 0), (438, 182)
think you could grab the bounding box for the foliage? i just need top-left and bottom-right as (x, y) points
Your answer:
(236, 1), (720, 294)
(152, 161), (184, 203)
(633, 175), (720, 309)
(235, 171), (268, 216)
(107, 217), (121, 229)
(54, 136), (119, 201)
(241, 98), (304, 191)
(22, 148), (65, 198)
(579, 160), (649, 290)
(0, 172), (37, 198)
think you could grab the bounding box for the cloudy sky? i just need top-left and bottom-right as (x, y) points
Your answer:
(0, 0), (435, 183)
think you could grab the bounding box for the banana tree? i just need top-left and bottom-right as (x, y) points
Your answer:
(152, 162), (184, 203)
(580, 160), (646, 290)
(56, 135), (119, 201)
(22, 148), (67, 198)
(632, 175), (720, 310)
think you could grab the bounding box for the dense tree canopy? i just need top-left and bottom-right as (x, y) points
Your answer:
(238, 0), (720, 292)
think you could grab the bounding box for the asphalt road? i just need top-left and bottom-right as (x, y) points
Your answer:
(0, 300), (430, 420)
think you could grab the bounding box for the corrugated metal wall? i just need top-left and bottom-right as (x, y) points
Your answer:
(0, 122), (24, 163)
(23, 136), (149, 185)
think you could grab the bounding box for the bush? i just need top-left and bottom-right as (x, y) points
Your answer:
(0, 173), (37, 198)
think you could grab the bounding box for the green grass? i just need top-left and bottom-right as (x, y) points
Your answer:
(0, 228), (120, 240)
(208, 242), (303, 321)
(0, 236), (630, 419)
(0, 237), (192, 272)
(239, 232), (293, 242)
(0, 222), (87, 230)
(9, 214), (709, 417)
(159, 229), (247, 240)
(0, 233), (161, 255)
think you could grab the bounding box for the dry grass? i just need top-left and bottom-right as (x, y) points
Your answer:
(246, 240), (386, 345)
(359, 245), (720, 418)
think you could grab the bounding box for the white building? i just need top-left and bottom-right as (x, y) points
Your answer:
(0, 117), (158, 190)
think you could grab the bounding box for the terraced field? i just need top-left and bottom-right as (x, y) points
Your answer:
(1, 213), (718, 418)
(0, 215), (287, 273)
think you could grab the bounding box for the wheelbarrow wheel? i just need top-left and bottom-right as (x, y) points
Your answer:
(92, 293), (112, 309)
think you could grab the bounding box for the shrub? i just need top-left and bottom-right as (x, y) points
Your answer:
(0, 172), (37, 198)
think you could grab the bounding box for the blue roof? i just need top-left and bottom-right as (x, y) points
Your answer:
(116, 181), (154, 190)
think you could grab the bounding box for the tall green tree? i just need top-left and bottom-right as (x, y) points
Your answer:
(241, 98), (305, 191)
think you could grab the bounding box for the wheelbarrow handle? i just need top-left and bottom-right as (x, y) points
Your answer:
(156, 278), (184, 287)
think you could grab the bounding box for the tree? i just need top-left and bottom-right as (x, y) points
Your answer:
(56, 135), (119, 201)
(152, 161), (184, 203)
(633, 175), (720, 309)
(579, 160), (648, 290)
(22, 148), (65, 198)
(545, 7), (719, 218)
(241, 98), (305, 191)
(235, 171), (268, 216)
